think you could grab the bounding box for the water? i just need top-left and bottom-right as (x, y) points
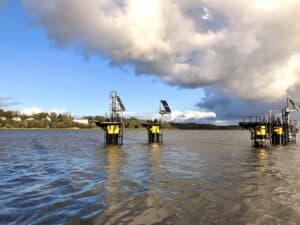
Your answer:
(1, 130), (300, 225)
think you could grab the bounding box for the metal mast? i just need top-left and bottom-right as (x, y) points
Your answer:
(110, 91), (117, 122)
(96, 91), (126, 145)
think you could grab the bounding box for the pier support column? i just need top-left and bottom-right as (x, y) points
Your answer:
(271, 126), (284, 145)
(143, 123), (163, 143)
(252, 125), (270, 147)
(96, 122), (123, 145)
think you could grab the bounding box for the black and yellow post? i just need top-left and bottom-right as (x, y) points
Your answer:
(96, 91), (125, 145)
(105, 123), (122, 145)
(271, 126), (284, 145)
(252, 125), (270, 147)
(143, 100), (171, 144)
(143, 122), (162, 143)
(96, 121), (124, 145)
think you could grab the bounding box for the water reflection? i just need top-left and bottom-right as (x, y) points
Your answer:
(252, 148), (269, 173)
(149, 143), (161, 166)
(93, 143), (174, 225)
(128, 143), (173, 225)
(104, 146), (123, 181)
(92, 145), (124, 225)
(1, 130), (300, 225)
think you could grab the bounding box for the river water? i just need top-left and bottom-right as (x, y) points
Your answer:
(0, 130), (300, 225)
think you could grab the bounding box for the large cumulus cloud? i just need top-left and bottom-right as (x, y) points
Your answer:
(22, 0), (300, 119)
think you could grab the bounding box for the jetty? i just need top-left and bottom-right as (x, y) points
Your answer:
(239, 97), (299, 147)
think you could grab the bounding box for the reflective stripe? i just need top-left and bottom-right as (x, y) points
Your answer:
(255, 126), (266, 136)
(273, 126), (283, 135)
(107, 125), (120, 134)
(150, 125), (160, 134)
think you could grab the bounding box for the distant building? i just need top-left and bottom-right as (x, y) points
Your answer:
(12, 117), (21, 122)
(0, 117), (6, 121)
(26, 118), (34, 121)
(46, 117), (52, 122)
(73, 119), (89, 125)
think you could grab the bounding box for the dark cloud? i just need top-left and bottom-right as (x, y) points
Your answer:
(0, 0), (7, 8)
(0, 97), (21, 108)
(197, 88), (288, 121)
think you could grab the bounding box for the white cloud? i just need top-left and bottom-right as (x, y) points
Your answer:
(20, 107), (67, 116)
(169, 110), (216, 122)
(47, 108), (67, 115)
(20, 107), (42, 116)
(22, 0), (300, 109)
(123, 110), (216, 122)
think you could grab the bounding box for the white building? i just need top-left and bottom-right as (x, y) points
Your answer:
(0, 117), (6, 121)
(26, 118), (34, 121)
(73, 119), (89, 125)
(12, 117), (21, 122)
(46, 117), (52, 122)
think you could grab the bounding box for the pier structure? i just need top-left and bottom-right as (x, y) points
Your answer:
(239, 97), (299, 147)
(96, 91), (125, 145)
(143, 100), (171, 143)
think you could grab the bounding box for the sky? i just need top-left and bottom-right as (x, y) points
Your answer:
(0, 0), (207, 120)
(1, 0), (300, 123)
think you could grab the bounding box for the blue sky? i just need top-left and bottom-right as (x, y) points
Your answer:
(0, 1), (205, 117)
(2, 1), (299, 123)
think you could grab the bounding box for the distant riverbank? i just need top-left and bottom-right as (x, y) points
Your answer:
(0, 125), (241, 131)
(0, 109), (241, 130)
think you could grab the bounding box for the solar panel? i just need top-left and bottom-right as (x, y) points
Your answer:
(160, 100), (171, 114)
(117, 96), (126, 111)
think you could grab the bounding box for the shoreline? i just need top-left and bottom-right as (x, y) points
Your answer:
(0, 127), (242, 131)
(0, 128), (94, 130)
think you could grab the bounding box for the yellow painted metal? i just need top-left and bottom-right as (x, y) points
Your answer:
(107, 125), (120, 134)
(273, 126), (283, 135)
(150, 125), (160, 134)
(255, 125), (266, 136)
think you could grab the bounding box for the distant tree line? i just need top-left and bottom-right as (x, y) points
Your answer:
(82, 115), (172, 129)
(0, 109), (240, 130)
(0, 109), (171, 129)
(0, 109), (93, 129)
(123, 117), (172, 129)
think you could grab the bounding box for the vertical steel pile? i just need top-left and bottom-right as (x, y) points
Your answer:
(96, 91), (125, 145)
(143, 100), (171, 143)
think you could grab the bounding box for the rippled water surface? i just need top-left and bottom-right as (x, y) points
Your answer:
(1, 130), (300, 225)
